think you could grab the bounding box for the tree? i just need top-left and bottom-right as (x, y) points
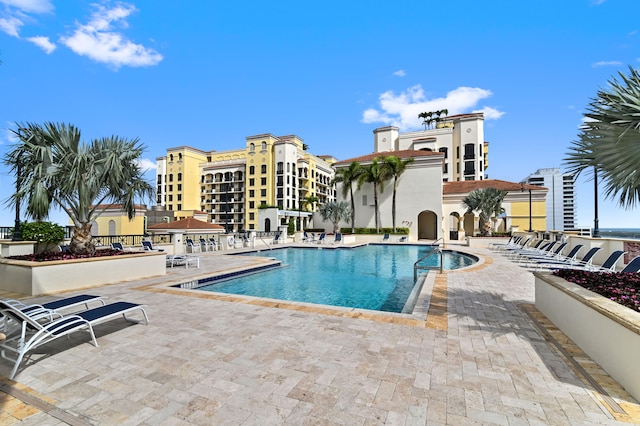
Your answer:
(319, 201), (351, 233)
(332, 161), (362, 233)
(357, 157), (390, 233)
(461, 187), (507, 236)
(4, 122), (154, 254)
(565, 66), (640, 207)
(382, 155), (414, 232)
(298, 194), (318, 231)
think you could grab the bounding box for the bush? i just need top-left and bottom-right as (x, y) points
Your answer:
(9, 249), (126, 262)
(287, 220), (295, 236)
(553, 269), (640, 312)
(19, 221), (66, 243)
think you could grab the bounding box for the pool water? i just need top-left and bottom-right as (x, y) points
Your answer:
(195, 245), (476, 313)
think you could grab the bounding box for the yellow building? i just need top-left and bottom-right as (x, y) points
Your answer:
(156, 134), (335, 232)
(88, 204), (147, 236)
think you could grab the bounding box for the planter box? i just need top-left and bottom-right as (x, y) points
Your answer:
(534, 272), (640, 401)
(0, 251), (166, 296)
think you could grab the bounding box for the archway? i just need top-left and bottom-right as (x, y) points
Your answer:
(463, 213), (476, 236)
(108, 220), (116, 236)
(449, 213), (460, 241)
(417, 211), (438, 240)
(264, 218), (271, 233)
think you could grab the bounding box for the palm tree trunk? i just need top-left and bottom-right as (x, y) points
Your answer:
(392, 178), (398, 233)
(350, 186), (355, 233)
(373, 183), (380, 233)
(70, 223), (95, 254)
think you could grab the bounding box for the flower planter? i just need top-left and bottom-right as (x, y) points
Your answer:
(0, 251), (166, 296)
(534, 272), (640, 401)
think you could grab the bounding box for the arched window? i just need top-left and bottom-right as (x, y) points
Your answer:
(249, 143), (255, 152)
(108, 220), (116, 236)
(178, 153), (182, 161)
(169, 154), (174, 162)
(177, 173), (182, 181)
(261, 141), (267, 151)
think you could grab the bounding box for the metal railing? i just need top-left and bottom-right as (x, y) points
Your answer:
(413, 237), (445, 281)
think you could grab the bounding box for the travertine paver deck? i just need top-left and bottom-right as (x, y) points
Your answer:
(0, 245), (638, 424)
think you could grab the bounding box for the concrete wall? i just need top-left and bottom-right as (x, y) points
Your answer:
(535, 273), (640, 401)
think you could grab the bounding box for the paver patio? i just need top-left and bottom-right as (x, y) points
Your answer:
(0, 245), (638, 425)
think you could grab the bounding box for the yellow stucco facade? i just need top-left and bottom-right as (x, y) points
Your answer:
(510, 200), (547, 232)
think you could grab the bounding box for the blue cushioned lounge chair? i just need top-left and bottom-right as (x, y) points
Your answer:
(0, 301), (148, 379)
(620, 256), (640, 273)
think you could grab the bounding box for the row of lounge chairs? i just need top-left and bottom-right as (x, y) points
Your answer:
(301, 232), (343, 244)
(0, 294), (148, 380)
(493, 236), (640, 273)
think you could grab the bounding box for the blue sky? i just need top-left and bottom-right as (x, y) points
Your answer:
(0, 0), (639, 229)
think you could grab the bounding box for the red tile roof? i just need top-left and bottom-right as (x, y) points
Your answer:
(443, 179), (546, 194)
(147, 217), (224, 230)
(335, 150), (442, 165)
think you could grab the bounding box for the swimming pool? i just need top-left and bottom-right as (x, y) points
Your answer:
(187, 245), (477, 313)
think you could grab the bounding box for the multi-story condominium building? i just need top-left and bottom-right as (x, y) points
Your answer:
(522, 168), (576, 231)
(156, 134), (336, 232)
(372, 112), (489, 182)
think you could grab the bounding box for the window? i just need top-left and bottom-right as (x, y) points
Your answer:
(169, 154), (174, 162)
(249, 166), (255, 175)
(249, 190), (255, 197)
(249, 143), (255, 152)
(260, 189), (267, 196)
(439, 147), (448, 159)
(169, 174), (173, 182)
(261, 165), (267, 174)
(177, 173), (182, 181)
(464, 143), (475, 160)
(249, 178), (255, 186)
(157, 174), (162, 184)
(177, 204), (182, 210)
(168, 184), (173, 191)
(261, 177), (267, 185)
(249, 201), (255, 208)
(249, 224), (255, 230)
(456, 146), (460, 159)
(178, 153), (182, 161)
(168, 195), (173, 201)
(177, 194), (182, 201)
(261, 141), (267, 151)
(277, 162), (284, 174)
(168, 204), (173, 210)
(177, 184), (182, 191)
(249, 213), (255, 220)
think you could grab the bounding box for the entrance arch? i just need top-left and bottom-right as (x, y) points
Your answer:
(449, 213), (461, 241)
(264, 218), (271, 233)
(417, 211), (438, 240)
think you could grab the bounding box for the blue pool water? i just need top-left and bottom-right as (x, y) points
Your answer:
(194, 245), (477, 313)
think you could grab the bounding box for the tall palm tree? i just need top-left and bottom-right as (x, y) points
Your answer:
(299, 194), (318, 230)
(357, 157), (390, 233)
(382, 155), (414, 232)
(461, 187), (507, 236)
(4, 122), (154, 254)
(318, 201), (351, 233)
(565, 66), (640, 207)
(332, 161), (362, 233)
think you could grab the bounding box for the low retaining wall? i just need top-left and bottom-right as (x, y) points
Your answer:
(534, 272), (640, 401)
(0, 252), (166, 296)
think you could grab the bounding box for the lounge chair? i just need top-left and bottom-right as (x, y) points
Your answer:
(333, 233), (342, 244)
(0, 301), (148, 379)
(111, 242), (124, 251)
(592, 250), (626, 272)
(166, 254), (199, 269)
(273, 232), (283, 244)
(519, 242), (567, 265)
(302, 231), (313, 243)
(530, 245), (584, 270)
(315, 233), (326, 244)
(398, 236), (408, 242)
(541, 247), (602, 271)
(185, 238), (201, 253)
(619, 256), (640, 273)
(209, 237), (222, 251)
(142, 241), (164, 252)
(199, 238), (213, 252)
(382, 233), (390, 242)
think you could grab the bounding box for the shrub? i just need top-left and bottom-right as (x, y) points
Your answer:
(353, 227), (409, 235)
(553, 269), (640, 312)
(287, 220), (295, 236)
(8, 249), (126, 262)
(18, 221), (66, 243)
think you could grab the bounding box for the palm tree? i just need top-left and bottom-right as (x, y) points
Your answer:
(382, 155), (414, 232)
(332, 161), (362, 233)
(357, 157), (390, 233)
(461, 187), (507, 236)
(318, 201), (351, 233)
(565, 66), (640, 207)
(4, 122), (154, 254)
(299, 194), (318, 230)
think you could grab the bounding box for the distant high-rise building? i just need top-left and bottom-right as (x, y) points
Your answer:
(522, 168), (576, 231)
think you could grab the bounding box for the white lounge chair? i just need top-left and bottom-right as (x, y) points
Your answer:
(0, 301), (148, 379)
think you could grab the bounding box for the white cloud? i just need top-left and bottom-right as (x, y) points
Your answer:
(393, 69), (406, 77)
(362, 85), (504, 130)
(136, 158), (157, 172)
(592, 60), (622, 67)
(0, 15), (22, 37)
(60, 3), (163, 69)
(26, 35), (55, 53)
(0, 0), (53, 14)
